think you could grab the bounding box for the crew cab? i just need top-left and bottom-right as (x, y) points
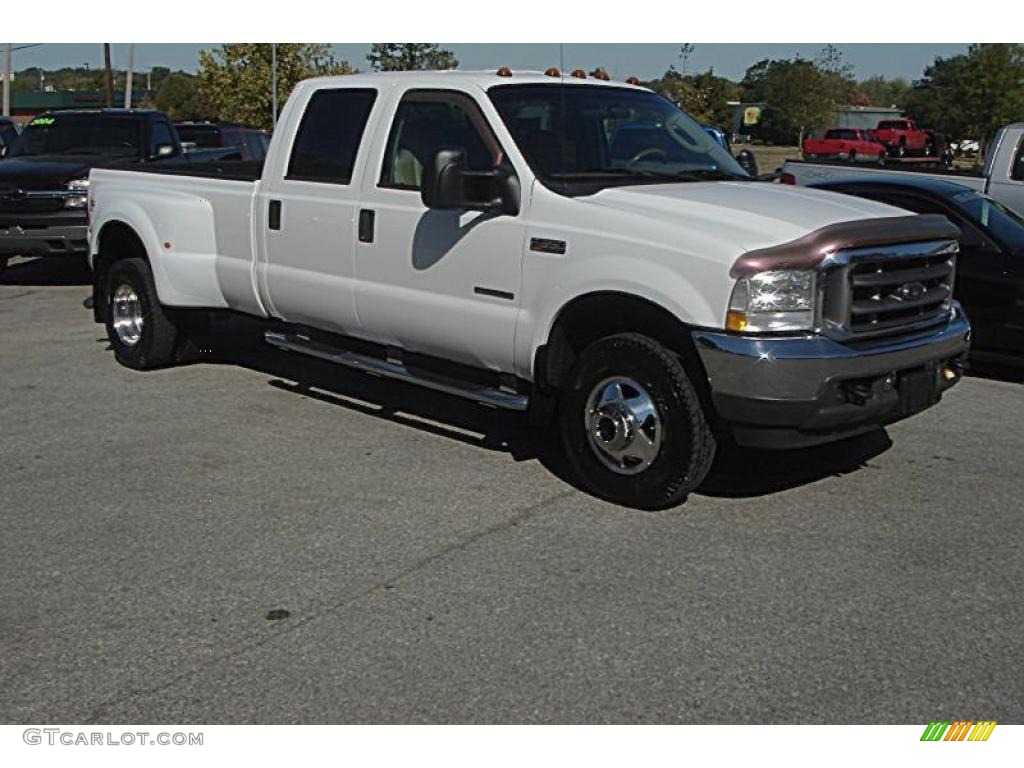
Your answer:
(802, 128), (887, 164)
(0, 109), (183, 274)
(874, 118), (932, 157)
(86, 71), (971, 509)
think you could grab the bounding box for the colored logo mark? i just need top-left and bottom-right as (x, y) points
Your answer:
(920, 721), (997, 742)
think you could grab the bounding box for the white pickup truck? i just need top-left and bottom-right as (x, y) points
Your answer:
(782, 122), (1024, 217)
(86, 70), (971, 509)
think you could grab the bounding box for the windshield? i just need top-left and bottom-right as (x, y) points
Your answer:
(9, 114), (144, 158)
(877, 121), (908, 130)
(176, 125), (222, 148)
(951, 189), (1024, 252)
(488, 84), (749, 195)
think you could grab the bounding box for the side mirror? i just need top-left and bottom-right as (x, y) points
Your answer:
(152, 144), (175, 160)
(421, 148), (519, 216)
(735, 149), (758, 178)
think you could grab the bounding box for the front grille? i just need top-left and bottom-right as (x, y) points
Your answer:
(0, 197), (66, 214)
(820, 239), (957, 345)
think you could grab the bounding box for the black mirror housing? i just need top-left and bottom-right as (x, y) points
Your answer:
(421, 148), (519, 216)
(735, 149), (758, 178)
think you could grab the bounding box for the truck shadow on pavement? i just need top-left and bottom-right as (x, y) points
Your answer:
(201, 314), (894, 503)
(0, 256), (92, 286)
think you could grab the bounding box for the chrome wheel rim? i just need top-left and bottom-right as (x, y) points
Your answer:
(111, 283), (144, 346)
(584, 376), (662, 475)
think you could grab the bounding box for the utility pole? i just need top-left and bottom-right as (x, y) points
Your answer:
(271, 43), (278, 129)
(103, 44), (113, 107)
(124, 44), (134, 108)
(2, 43), (11, 118)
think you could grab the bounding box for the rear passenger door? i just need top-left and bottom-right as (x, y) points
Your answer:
(258, 87), (379, 334)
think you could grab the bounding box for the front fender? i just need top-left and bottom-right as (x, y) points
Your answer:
(515, 253), (727, 380)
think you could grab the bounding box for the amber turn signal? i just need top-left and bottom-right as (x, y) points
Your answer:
(725, 311), (748, 333)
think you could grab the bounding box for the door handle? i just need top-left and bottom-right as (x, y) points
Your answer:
(358, 209), (375, 243)
(268, 200), (282, 230)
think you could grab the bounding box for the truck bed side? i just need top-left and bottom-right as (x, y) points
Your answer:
(781, 159), (987, 192)
(88, 168), (265, 316)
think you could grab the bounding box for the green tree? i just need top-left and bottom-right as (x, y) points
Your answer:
(154, 73), (211, 121)
(367, 44), (458, 72)
(905, 44), (1024, 148)
(198, 44), (353, 130)
(857, 76), (911, 108)
(741, 51), (853, 145)
(648, 68), (740, 127)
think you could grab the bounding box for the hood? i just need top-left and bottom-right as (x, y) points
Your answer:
(0, 155), (139, 189)
(583, 181), (908, 254)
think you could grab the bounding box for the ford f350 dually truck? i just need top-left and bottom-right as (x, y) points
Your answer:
(86, 71), (971, 509)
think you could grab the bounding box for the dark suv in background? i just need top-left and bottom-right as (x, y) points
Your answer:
(174, 121), (269, 161)
(0, 109), (183, 275)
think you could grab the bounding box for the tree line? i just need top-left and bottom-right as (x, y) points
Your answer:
(12, 43), (1024, 147)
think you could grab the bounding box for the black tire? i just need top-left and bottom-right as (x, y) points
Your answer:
(923, 141), (934, 158)
(0, 256), (7, 277)
(103, 257), (179, 370)
(557, 333), (716, 509)
(847, 150), (857, 163)
(877, 152), (887, 166)
(896, 141), (906, 158)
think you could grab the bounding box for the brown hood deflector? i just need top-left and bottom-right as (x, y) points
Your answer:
(730, 214), (960, 278)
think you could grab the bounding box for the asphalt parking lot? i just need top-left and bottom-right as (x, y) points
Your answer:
(2, 255), (1022, 724)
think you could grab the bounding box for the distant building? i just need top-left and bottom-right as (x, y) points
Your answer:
(833, 105), (903, 130)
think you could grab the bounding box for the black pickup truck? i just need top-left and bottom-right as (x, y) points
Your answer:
(0, 109), (184, 275)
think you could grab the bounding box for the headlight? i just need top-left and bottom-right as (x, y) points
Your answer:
(726, 269), (816, 333)
(65, 178), (89, 209)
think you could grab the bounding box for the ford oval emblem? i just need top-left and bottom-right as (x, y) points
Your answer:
(892, 281), (927, 302)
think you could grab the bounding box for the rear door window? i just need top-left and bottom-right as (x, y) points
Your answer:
(1012, 136), (1024, 182)
(287, 88), (377, 184)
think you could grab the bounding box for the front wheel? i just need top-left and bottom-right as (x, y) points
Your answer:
(558, 333), (716, 509)
(104, 257), (179, 369)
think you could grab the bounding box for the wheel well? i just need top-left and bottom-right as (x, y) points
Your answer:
(92, 222), (149, 322)
(538, 290), (710, 388)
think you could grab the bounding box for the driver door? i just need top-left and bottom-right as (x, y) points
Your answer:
(354, 89), (525, 373)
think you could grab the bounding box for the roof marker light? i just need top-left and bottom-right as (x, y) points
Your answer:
(544, 67), (561, 77)
(592, 69), (610, 81)
(570, 69), (586, 79)
(496, 67), (513, 77)
(625, 76), (641, 85)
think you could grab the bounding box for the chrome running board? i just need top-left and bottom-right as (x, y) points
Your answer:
(264, 331), (529, 411)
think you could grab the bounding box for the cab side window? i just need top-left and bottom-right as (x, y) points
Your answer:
(1012, 137), (1024, 182)
(287, 88), (377, 185)
(380, 92), (499, 191)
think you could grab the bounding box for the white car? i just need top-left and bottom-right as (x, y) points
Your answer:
(86, 70), (970, 508)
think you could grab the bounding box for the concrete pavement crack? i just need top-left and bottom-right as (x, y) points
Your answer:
(83, 486), (577, 723)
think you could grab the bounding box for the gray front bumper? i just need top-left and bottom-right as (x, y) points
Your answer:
(0, 223), (89, 257)
(694, 305), (971, 448)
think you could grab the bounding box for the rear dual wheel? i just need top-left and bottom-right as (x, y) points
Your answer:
(558, 333), (716, 510)
(103, 258), (180, 369)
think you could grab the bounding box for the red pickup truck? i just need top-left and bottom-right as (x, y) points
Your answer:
(874, 118), (933, 157)
(802, 128), (887, 164)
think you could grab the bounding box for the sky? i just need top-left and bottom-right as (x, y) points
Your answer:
(9, 43), (972, 82)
